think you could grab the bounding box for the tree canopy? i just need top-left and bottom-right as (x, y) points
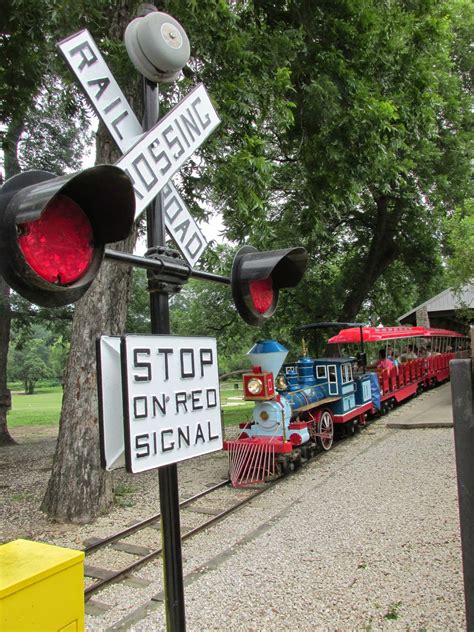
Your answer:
(1, 0), (471, 519)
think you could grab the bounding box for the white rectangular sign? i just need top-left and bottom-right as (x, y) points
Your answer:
(96, 336), (125, 470)
(116, 83), (219, 220)
(121, 335), (223, 473)
(58, 30), (211, 266)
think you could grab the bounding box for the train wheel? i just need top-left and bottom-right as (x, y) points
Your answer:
(317, 410), (334, 451)
(345, 420), (356, 437)
(278, 457), (290, 476)
(293, 453), (303, 469)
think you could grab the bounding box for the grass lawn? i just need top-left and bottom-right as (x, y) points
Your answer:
(220, 384), (253, 426)
(6, 383), (251, 428)
(7, 386), (63, 427)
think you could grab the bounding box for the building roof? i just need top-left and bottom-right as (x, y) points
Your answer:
(398, 284), (474, 324)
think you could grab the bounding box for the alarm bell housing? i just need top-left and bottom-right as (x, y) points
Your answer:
(124, 11), (191, 83)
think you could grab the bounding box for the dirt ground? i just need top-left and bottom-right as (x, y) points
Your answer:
(7, 424), (59, 442)
(0, 423), (233, 548)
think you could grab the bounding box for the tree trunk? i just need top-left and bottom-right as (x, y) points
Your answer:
(339, 195), (400, 321)
(0, 279), (14, 446)
(41, 0), (142, 522)
(41, 230), (137, 522)
(0, 118), (24, 446)
(2, 117), (23, 178)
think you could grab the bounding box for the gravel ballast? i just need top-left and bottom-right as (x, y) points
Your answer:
(131, 418), (465, 630)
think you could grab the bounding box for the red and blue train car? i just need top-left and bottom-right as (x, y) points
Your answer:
(224, 325), (468, 487)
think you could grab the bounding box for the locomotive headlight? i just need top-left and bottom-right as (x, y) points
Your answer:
(247, 377), (264, 395)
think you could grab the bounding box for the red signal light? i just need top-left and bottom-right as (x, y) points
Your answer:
(231, 245), (308, 326)
(0, 166), (135, 306)
(18, 195), (93, 285)
(249, 278), (274, 314)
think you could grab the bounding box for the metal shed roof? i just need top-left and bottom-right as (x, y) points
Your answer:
(398, 284), (474, 323)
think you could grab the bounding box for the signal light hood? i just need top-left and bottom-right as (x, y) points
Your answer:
(0, 166), (136, 307)
(231, 245), (308, 326)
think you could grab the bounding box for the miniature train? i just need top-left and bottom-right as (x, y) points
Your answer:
(223, 325), (468, 487)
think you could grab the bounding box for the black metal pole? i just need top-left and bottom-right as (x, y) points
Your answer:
(144, 78), (186, 631)
(451, 328), (474, 631)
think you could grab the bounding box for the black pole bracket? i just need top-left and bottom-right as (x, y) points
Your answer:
(145, 246), (191, 295)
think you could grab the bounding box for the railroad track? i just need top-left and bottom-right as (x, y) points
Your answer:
(82, 415), (380, 616)
(82, 426), (384, 632)
(83, 477), (275, 600)
(82, 437), (338, 603)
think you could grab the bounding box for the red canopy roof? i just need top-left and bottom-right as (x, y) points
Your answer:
(420, 327), (466, 338)
(328, 325), (465, 344)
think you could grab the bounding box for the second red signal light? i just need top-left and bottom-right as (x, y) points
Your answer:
(231, 245), (308, 326)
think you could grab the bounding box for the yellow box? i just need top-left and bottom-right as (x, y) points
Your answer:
(0, 539), (84, 632)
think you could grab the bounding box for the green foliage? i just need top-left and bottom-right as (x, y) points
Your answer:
(167, 0), (472, 325)
(8, 321), (69, 393)
(113, 483), (136, 508)
(8, 338), (51, 394)
(17, 77), (93, 174)
(384, 600), (402, 621)
(1, 0), (142, 180)
(444, 201), (474, 289)
(126, 269), (151, 334)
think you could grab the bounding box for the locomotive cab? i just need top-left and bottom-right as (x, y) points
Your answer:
(312, 359), (355, 412)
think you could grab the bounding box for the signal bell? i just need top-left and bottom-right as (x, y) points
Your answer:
(231, 245), (308, 326)
(0, 166), (135, 307)
(124, 11), (190, 83)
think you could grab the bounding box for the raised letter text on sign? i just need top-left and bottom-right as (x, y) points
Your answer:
(121, 335), (223, 473)
(116, 84), (220, 220)
(58, 30), (143, 151)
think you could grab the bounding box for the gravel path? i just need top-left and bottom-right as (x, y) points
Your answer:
(129, 419), (465, 630)
(0, 384), (466, 630)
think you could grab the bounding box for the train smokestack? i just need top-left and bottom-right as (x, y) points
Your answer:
(247, 340), (288, 380)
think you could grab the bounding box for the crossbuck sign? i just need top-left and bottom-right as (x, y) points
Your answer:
(58, 30), (220, 266)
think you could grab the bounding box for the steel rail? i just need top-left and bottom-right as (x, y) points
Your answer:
(84, 479), (229, 554)
(84, 483), (272, 599)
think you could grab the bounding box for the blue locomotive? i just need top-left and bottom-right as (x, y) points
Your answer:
(223, 338), (375, 486)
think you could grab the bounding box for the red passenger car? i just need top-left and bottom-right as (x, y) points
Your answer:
(327, 325), (467, 413)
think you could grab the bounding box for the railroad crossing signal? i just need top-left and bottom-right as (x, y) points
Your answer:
(57, 27), (309, 323)
(231, 246), (308, 326)
(58, 28), (214, 267)
(0, 166), (135, 307)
